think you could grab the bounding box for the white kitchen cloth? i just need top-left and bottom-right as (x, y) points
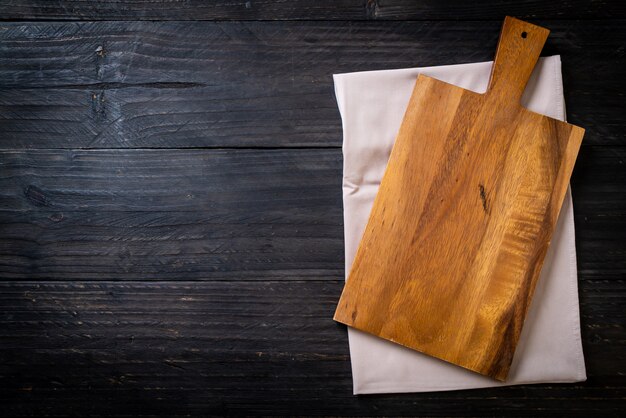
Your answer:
(334, 55), (586, 394)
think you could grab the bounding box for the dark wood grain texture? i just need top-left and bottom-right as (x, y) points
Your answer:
(1, 0), (624, 21)
(0, 20), (623, 148)
(0, 3), (625, 416)
(0, 280), (623, 416)
(0, 149), (343, 280)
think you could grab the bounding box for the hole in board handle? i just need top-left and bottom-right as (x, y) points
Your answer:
(521, 31), (528, 38)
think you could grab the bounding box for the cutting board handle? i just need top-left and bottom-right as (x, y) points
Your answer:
(487, 16), (550, 103)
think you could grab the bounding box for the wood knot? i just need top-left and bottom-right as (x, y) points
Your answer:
(365, 0), (379, 19)
(24, 185), (51, 207)
(95, 45), (106, 57)
(49, 213), (64, 222)
(479, 184), (489, 213)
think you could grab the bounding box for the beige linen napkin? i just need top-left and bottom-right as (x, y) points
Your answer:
(334, 56), (586, 394)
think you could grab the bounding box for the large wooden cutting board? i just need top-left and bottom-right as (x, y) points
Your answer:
(334, 17), (585, 381)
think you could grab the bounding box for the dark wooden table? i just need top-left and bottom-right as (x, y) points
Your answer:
(0, 2), (624, 416)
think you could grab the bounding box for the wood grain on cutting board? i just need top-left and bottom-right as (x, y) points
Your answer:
(334, 17), (585, 381)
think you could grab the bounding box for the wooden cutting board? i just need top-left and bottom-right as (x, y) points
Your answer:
(333, 17), (585, 381)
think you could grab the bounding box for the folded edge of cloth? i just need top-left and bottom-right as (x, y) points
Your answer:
(333, 56), (586, 394)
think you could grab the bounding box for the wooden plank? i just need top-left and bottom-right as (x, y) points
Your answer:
(1, 386), (624, 417)
(0, 147), (623, 283)
(0, 148), (343, 280)
(0, 0), (367, 21)
(0, 84), (340, 149)
(0, 280), (623, 416)
(0, 0), (624, 21)
(0, 210), (345, 281)
(0, 149), (342, 212)
(365, 1), (626, 20)
(0, 21), (623, 147)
